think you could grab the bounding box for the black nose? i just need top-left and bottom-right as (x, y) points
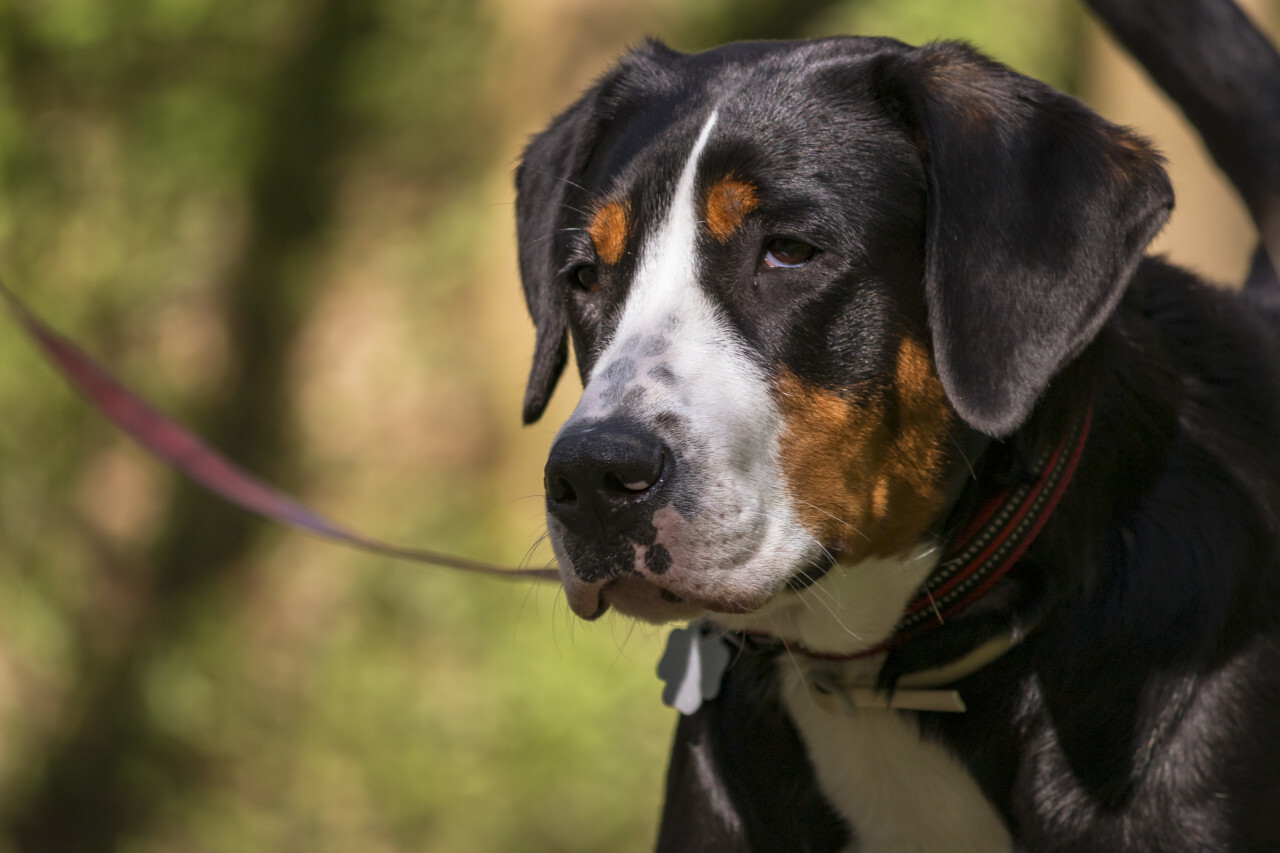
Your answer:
(545, 420), (670, 541)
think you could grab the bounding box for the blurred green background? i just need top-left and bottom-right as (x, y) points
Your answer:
(0, 1), (1272, 850)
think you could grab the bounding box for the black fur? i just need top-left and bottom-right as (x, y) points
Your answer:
(516, 1), (1280, 848)
(657, 649), (850, 851)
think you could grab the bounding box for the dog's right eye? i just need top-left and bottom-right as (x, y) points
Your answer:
(762, 238), (818, 270)
(572, 265), (600, 293)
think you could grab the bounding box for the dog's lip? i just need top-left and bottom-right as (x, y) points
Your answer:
(563, 551), (835, 622)
(605, 575), (771, 620)
(564, 571), (753, 623)
(564, 575), (611, 621)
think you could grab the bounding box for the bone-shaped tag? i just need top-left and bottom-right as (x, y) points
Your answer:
(658, 622), (731, 715)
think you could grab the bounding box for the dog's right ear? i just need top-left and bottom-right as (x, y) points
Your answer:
(515, 97), (594, 425)
(517, 41), (680, 424)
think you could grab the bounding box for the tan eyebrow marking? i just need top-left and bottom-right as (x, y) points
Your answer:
(703, 177), (760, 242)
(588, 201), (630, 265)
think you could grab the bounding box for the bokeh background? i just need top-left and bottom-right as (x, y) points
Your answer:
(0, 1), (1275, 850)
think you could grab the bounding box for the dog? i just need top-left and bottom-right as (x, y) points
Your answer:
(514, 0), (1280, 848)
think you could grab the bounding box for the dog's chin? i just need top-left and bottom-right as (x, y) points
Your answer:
(561, 571), (782, 624)
(597, 577), (707, 623)
(558, 544), (838, 623)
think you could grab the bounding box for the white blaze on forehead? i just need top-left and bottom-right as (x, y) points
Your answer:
(614, 109), (720, 360)
(573, 109), (773, 436)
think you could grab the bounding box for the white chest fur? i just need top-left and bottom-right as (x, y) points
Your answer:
(710, 545), (1013, 850)
(777, 661), (1012, 853)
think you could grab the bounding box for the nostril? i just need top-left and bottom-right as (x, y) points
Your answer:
(602, 443), (664, 496)
(547, 475), (577, 504)
(603, 470), (656, 495)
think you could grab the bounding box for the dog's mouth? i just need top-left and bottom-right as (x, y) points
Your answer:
(564, 574), (704, 623)
(561, 546), (839, 624)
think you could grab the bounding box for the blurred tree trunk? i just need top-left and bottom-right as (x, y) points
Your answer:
(7, 1), (363, 849)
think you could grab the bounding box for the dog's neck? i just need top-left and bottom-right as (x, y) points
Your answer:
(711, 400), (1092, 673)
(710, 544), (942, 657)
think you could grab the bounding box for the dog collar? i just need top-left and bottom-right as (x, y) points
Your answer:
(659, 401), (1092, 715)
(658, 619), (1033, 715)
(890, 401), (1093, 644)
(805, 624), (1030, 714)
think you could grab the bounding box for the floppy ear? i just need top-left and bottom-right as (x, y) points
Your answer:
(516, 41), (682, 424)
(515, 94), (600, 425)
(876, 42), (1173, 436)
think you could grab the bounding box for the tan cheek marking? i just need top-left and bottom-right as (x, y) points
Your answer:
(703, 177), (759, 242)
(776, 338), (954, 560)
(873, 337), (954, 534)
(588, 201), (630, 265)
(776, 371), (889, 559)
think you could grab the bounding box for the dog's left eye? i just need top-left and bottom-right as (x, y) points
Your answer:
(572, 264), (600, 293)
(762, 238), (817, 269)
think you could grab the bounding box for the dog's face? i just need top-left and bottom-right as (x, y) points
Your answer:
(516, 38), (1171, 630)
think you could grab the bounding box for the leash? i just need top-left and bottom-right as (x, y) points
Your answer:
(1, 278), (559, 582)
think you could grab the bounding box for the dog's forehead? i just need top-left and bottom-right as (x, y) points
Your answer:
(577, 54), (914, 258)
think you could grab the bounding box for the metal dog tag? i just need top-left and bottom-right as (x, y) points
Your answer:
(658, 622), (731, 715)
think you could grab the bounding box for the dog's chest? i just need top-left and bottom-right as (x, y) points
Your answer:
(777, 663), (1012, 853)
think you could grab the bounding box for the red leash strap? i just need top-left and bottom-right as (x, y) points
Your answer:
(2, 279), (558, 582)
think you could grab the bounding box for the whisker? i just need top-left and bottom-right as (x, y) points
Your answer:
(522, 166), (593, 196)
(788, 572), (820, 617)
(506, 493), (551, 509)
(950, 435), (978, 479)
(793, 534), (872, 642)
(794, 498), (872, 543)
(521, 529), (550, 561)
(770, 609), (809, 685)
(609, 618), (640, 668)
(914, 543), (942, 560)
(798, 571), (858, 637)
(550, 583), (566, 656)
(515, 555), (545, 623)
(555, 201), (594, 219)
(802, 585), (865, 643)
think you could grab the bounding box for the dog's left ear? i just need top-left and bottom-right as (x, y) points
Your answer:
(876, 42), (1173, 436)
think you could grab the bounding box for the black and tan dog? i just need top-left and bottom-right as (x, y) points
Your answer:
(515, 0), (1280, 849)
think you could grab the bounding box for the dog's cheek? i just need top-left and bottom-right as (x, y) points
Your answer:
(775, 337), (953, 560)
(873, 337), (954, 549)
(775, 370), (888, 554)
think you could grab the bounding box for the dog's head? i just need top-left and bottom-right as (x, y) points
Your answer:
(515, 38), (1171, 628)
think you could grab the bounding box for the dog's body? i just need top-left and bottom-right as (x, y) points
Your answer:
(516, 2), (1280, 849)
